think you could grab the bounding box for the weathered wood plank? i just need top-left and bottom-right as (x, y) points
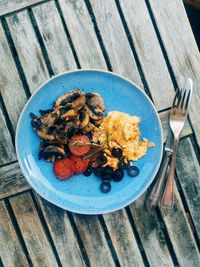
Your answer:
(149, 0), (200, 147)
(117, 0), (174, 110)
(1, 3), (170, 263)
(103, 209), (145, 267)
(58, 0), (106, 70)
(0, 0), (45, 16)
(0, 201), (29, 267)
(176, 137), (200, 240)
(6, 10), (49, 94)
(32, 1), (77, 74)
(163, 184), (200, 266)
(0, 21), (27, 130)
(16, 2), (143, 264)
(0, 163), (30, 199)
(56, 1), (198, 262)
(129, 193), (174, 267)
(0, 102), (16, 164)
(9, 192), (58, 267)
(90, 0), (172, 110)
(35, 194), (86, 267)
(59, 0), (142, 85)
(73, 214), (115, 267)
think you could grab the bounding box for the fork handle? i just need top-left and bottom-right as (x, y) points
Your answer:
(159, 138), (178, 216)
(146, 152), (171, 210)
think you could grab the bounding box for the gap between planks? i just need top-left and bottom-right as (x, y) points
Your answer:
(0, 0), (198, 266)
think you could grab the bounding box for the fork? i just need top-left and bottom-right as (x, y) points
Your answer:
(159, 79), (193, 216)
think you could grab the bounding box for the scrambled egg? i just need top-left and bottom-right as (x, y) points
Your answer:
(92, 111), (154, 168)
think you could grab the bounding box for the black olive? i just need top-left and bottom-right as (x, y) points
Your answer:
(113, 169), (124, 182)
(118, 159), (128, 170)
(100, 182), (111, 193)
(101, 174), (112, 183)
(83, 167), (92, 177)
(127, 166), (139, 177)
(101, 166), (114, 177)
(97, 155), (107, 166)
(93, 167), (102, 177)
(111, 148), (122, 158)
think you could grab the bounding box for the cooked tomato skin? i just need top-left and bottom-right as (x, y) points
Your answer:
(69, 135), (91, 156)
(70, 155), (90, 174)
(53, 158), (74, 180)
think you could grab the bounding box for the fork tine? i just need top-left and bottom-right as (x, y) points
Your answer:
(176, 89), (183, 108)
(180, 88), (187, 109)
(172, 88), (181, 107)
(184, 89), (191, 111)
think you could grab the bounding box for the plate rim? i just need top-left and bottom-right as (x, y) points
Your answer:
(15, 69), (163, 214)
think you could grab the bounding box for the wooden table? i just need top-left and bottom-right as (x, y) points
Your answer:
(0, 1), (200, 266)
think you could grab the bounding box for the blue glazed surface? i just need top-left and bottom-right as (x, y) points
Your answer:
(16, 70), (163, 214)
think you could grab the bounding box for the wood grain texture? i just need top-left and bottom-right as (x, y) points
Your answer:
(0, 0), (45, 16)
(6, 10), (49, 94)
(35, 194), (86, 267)
(176, 138), (200, 240)
(58, 0), (106, 70)
(91, 0), (174, 110)
(27, 3), (147, 265)
(0, 163), (30, 199)
(0, 4), (180, 263)
(129, 193), (174, 267)
(149, 0), (200, 147)
(163, 184), (200, 266)
(103, 209), (145, 267)
(0, 22), (27, 130)
(84, 0), (143, 85)
(73, 214), (115, 267)
(0, 102), (16, 164)
(9, 192), (58, 267)
(0, 201), (29, 267)
(32, 1), (77, 74)
(119, 0), (176, 110)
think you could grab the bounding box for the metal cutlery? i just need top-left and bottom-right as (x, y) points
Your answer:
(146, 79), (193, 214)
(159, 78), (193, 216)
(146, 89), (181, 211)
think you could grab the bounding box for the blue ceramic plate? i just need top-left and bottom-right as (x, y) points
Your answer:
(16, 70), (163, 214)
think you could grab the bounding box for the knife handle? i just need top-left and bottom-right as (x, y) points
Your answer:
(146, 152), (171, 211)
(159, 138), (178, 216)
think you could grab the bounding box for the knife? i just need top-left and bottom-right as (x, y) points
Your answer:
(146, 128), (174, 210)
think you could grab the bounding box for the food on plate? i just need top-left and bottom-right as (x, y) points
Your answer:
(30, 88), (154, 193)
(53, 158), (74, 180)
(68, 134), (90, 156)
(92, 111), (154, 165)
